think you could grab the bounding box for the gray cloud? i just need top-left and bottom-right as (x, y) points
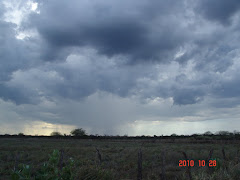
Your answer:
(197, 0), (240, 25)
(1, 0), (240, 136)
(27, 0), (188, 63)
(173, 88), (204, 105)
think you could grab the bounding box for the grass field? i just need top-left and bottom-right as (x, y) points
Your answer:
(0, 137), (240, 179)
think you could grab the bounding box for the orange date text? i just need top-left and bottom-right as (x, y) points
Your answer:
(179, 160), (216, 167)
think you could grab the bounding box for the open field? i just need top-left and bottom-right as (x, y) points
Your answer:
(0, 137), (240, 179)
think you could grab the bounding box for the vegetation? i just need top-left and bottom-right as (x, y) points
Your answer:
(50, 131), (63, 137)
(17, 133), (24, 136)
(7, 129), (240, 141)
(70, 128), (87, 137)
(0, 136), (240, 179)
(11, 149), (75, 180)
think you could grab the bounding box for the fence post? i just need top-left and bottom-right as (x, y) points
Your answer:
(14, 152), (20, 171)
(182, 151), (192, 180)
(160, 151), (166, 180)
(236, 150), (239, 164)
(206, 149), (214, 173)
(59, 149), (64, 171)
(137, 149), (142, 180)
(222, 147), (226, 160)
(96, 147), (102, 164)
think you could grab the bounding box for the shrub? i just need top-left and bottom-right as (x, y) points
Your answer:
(11, 149), (75, 180)
(50, 131), (63, 136)
(70, 128), (87, 137)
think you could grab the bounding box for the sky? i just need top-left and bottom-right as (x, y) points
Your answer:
(1, 0), (240, 136)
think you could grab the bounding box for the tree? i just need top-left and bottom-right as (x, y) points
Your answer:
(18, 133), (25, 136)
(50, 131), (62, 136)
(234, 130), (240, 135)
(70, 128), (87, 136)
(203, 131), (213, 136)
(215, 131), (230, 136)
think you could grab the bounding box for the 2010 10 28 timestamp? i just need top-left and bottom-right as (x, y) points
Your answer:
(179, 160), (216, 167)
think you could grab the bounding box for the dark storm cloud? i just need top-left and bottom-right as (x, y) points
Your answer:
(0, 21), (40, 81)
(212, 75), (240, 98)
(0, 21), (20, 81)
(0, 84), (37, 105)
(1, 0), (240, 108)
(28, 0), (187, 62)
(197, 0), (240, 25)
(0, 5), (33, 102)
(0, 20), (41, 103)
(3, 0), (240, 136)
(173, 88), (204, 105)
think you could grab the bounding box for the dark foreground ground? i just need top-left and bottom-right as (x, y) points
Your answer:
(0, 137), (240, 180)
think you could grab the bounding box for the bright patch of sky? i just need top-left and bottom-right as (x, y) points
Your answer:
(2, 0), (39, 39)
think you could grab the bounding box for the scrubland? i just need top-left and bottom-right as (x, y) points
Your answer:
(0, 137), (240, 179)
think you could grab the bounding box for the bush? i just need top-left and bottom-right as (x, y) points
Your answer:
(70, 128), (87, 137)
(50, 131), (63, 136)
(11, 149), (75, 180)
(18, 133), (25, 136)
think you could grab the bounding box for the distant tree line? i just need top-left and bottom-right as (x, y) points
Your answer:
(1, 129), (240, 140)
(50, 128), (87, 137)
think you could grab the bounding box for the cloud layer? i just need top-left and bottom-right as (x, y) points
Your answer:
(1, 0), (240, 135)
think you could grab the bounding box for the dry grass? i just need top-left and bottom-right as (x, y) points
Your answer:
(0, 137), (240, 179)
